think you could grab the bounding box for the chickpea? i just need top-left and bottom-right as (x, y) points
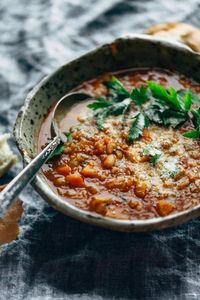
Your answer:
(124, 150), (138, 163)
(68, 159), (79, 168)
(72, 131), (81, 140)
(134, 181), (147, 198)
(173, 169), (185, 181)
(190, 151), (200, 160)
(67, 189), (76, 196)
(161, 140), (172, 150)
(89, 196), (112, 215)
(102, 154), (116, 169)
(77, 115), (86, 123)
(106, 177), (134, 191)
(106, 142), (116, 154)
(187, 172), (199, 182)
(116, 150), (123, 159)
(111, 167), (119, 174)
(156, 200), (174, 216)
(190, 181), (200, 193)
(54, 177), (66, 187)
(177, 178), (190, 190)
(86, 185), (99, 194)
(128, 200), (142, 210)
(81, 165), (99, 178)
(163, 181), (175, 188)
(94, 141), (105, 155)
(138, 155), (149, 163)
(142, 128), (152, 141)
(172, 134), (179, 144)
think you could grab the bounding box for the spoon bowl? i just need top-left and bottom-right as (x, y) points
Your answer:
(52, 92), (92, 142)
(0, 92), (91, 218)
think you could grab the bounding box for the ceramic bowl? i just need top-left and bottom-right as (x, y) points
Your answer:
(14, 34), (200, 232)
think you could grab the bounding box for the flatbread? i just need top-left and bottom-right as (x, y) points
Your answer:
(0, 134), (17, 178)
(0, 185), (23, 245)
(145, 22), (200, 52)
(0, 134), (21, 245)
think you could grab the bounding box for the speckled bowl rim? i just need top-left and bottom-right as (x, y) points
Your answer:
(14, 34), (200, 232)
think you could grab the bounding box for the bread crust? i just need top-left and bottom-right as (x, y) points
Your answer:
(0, 134), (17, 178)
(145, 22), (200, 52)
(0, 185), (23, 245)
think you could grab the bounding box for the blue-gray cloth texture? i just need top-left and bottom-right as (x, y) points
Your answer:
(0, 1), (200, 299)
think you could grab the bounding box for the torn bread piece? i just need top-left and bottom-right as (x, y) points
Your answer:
(0, 185), (23, 245)
(145, 22), (200, 52)
(0, 135), (22, 245)
(0, 134), (17, 178)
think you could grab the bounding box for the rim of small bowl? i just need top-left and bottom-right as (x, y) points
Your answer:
(14, 34), (200, 232)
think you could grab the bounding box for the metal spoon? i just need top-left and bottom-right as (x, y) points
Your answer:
(0, 92), (91, 218)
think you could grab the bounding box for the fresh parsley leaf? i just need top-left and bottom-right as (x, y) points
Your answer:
(104, 76), (130, 102)
(65, 132), (72, 140)
(182, 130), (199, 138)
(143, 145), (162, 156)
(177, 90), (192, 112)
(94, 98), (131, 129)
(143, 145), (161, 166)
(183, 92), (192, 112)
(160, 158), (180, 178)
(168, 167), (180, 178)
(128, 113), (146, 143)
(148, 81), (182, 110)
(178, 90), (200, 106)
(144, 100), (167, 125)
(183, 108), (200, 138)
(144, 116), (150, 128)
(190, 93), (200, 106)
(150, 154), (161, 166)
(49, 143), (65, 159)
(161, 109), (188, 128)
(167, 168), (180, 178)
(191, 108), (200, 128)
(144, 98), (187, 128)
(87, 97), (112, 110)
(108, 76), (130, 96)
(96, 109), (108, 130)
(110, 99), (131, 116)
(87, 76), (200, 140)
(130, 86), (148, 106)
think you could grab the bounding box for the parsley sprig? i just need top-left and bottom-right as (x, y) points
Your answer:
(88, 76), (200, 141)
(143, 145), (162, 166)
(48, 132), (72, 160)
(128, 113), (149, 143)
(182, 108), (200, 138)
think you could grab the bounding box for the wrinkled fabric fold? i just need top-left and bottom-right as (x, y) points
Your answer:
(0, 0), (200, 299)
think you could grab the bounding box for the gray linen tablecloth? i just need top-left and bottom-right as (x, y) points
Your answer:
(0, 1), (200, 299)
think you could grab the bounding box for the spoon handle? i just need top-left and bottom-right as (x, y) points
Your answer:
(0, 136), (61, 219)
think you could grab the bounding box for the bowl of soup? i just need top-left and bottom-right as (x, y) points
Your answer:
(14, 34), (200, 231)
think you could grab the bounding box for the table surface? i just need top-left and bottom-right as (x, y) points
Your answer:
(1, 0), (200, 299)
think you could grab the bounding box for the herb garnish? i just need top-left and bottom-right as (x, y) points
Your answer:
(49, 132), (71, 160)
(49, 143), (65, 159)
(161, 159), (180, 178)
(88, 94), (131, 130)
(150, 154), (161, 166)
(128, 113), (149, 143)
(182, 108), (200, 138)
(130, 86), (148, 106)
(88, 76), (200, 141)
(143, 145), (162, 166)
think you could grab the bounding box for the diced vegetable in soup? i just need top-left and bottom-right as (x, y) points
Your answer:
(39, 68), (200, 220)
